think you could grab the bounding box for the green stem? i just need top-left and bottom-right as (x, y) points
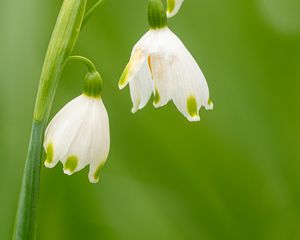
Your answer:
(13, 0), (87, 239)
(67, 56), (103, 98)
(34, 0), (87, 122)
(13, 122), (44, 240)
(68, 55), (97, 72)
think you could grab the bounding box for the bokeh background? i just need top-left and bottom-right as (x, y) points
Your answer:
(1, 0), (300, 239)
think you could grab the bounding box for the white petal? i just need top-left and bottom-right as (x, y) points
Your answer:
(166, 0), (184, 18)
(119, 49), (147, 89)
(62, 98), (95, 175)
(129, 59), (153, 113)
(149, 55), (172, 108)
(133, 30), (156, 53)
(165, 32), (211, 121)
(44, 95), (110, 183)
(44, 95), (91, 168)
(88, 99), (110, 183)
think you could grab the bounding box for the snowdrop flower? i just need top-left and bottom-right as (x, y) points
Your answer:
(166, 0), (184, 18)
(44, 68), (110, 183)
(119, 0), (212, 122)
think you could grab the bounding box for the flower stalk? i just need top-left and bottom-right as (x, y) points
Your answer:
(13, 0), (87, 239)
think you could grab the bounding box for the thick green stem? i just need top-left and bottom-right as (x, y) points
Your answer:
(34, 0), (87, 122)
(13, 121), (44, 240)
(13, 0), (87, 239)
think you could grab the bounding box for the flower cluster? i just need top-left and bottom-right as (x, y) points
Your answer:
(44, 0), (212, 183)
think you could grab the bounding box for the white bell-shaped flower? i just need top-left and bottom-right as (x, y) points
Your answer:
(119, 0), (212, 122)
(166, 0), (184, 18)
(44, 70), (110, 183)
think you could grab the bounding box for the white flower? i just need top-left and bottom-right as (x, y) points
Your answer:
(44, 94), (110, 183)
(166, 0), (184, 18)
(119, 27), (213, 122)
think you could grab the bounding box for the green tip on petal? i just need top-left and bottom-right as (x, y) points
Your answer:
(44, 144), (54, 167)
(167, 0), (175, 13)
(118, 64), (130, 89)
(93, 164), (102, 182)
(187, 96), (199, 120)
(148, 0), (167, 29)
(131, 98), (141, 113)
(207, 99), (214, 110)
(153, 88), (161, 106)
(89, 162), (106, 184)
(64, 156), (78, 175)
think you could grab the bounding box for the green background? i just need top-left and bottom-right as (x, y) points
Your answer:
(1, 0), (300, 239)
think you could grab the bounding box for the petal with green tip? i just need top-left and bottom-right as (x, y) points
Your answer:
(119, 50), (146, 89)
(129, 61), (153, 113)
(44, 144), (54, 167)
(64, 156), (78, 175)
(151, 56), (172, 108)
(187, 96), (200, 121)
(166, 0), (184, 18)
(205, 99), (214, 110)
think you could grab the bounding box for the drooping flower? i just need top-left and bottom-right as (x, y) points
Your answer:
(166, 0), (184, 18)
(119, 0), (213, 122)
(44, 70), (110, 183)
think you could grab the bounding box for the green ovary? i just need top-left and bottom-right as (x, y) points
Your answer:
(187, 96), (198, 117)
(64, 156), (78, 173)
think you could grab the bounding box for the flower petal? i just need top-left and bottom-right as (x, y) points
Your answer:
(119, 49), (146, 89)
(166, 0), (184, 18)
(150, 55), (172, 108)
(61, 98), (95, 175)
(88, 99), (110, 183)
(44, 95), (90, 168)
(169, 46), (211, 121)
(129, 60), (153, 113)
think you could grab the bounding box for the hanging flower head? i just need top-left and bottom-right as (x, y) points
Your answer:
(119, 0), (213, 122)
(44, 59), (110, 183)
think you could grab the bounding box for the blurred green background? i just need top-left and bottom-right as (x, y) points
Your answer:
(1, 0), (300, 239)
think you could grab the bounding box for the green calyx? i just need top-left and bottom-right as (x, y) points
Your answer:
(148, 0), (167, 29)
(83, 71), (102, 98)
